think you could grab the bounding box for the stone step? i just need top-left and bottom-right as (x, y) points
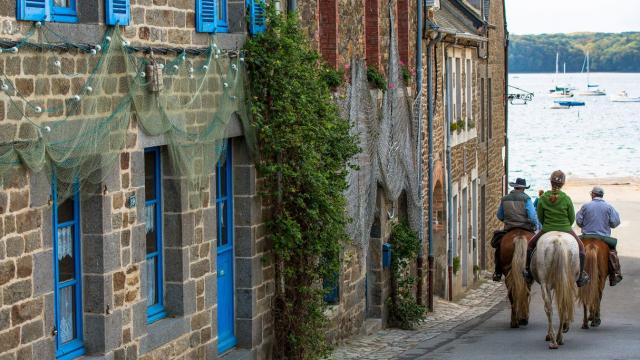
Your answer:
(364, 318), (383, 336)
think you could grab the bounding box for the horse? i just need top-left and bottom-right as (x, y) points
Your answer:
(499, 228), (533, 328)
(578, 237), (609, 329)
(531, 231), (578, 349)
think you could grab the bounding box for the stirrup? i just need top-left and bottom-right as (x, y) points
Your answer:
(522, 270), (533, 284)
(610, 274), (623, 286)
(576, 271), (590, 288)
(493, 273), (502, 282)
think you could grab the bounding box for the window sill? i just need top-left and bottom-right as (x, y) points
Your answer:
(146, 304), (167, 324)
(56, 341), (85, 360)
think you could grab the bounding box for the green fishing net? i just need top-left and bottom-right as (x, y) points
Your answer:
(0, 24), (254, 201)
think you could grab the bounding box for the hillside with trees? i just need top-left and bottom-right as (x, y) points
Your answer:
(509, 32), (640, 73)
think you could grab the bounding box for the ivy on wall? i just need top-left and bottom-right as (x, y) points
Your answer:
(244, 6), (358, 359)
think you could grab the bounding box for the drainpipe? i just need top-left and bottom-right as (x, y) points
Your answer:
(426, 27), (443, 312)
(415, 0), (424, 307)
(503, 0), (509, 192)
(287, 0), (296, 12)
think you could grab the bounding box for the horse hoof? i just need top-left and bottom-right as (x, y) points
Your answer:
(591, 319), (601, 327)
(562, 324), (570, 333)
(545, 335), (551, 341)
(519, 319), (529, 326)
(557, 339), (564, 346)
(549, 344), (559, 350)
(511, 323), (519, 328)
(582, 324), (589, 329)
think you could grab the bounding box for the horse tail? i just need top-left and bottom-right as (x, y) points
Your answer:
(578, 245), (599, 314)
(506, 235), (530, 320)
(546, 238), (575, 326)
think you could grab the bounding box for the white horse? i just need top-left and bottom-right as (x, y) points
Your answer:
(531, 231), (579, 349)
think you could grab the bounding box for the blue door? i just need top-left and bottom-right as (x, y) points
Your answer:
(216, 141), (236, 353)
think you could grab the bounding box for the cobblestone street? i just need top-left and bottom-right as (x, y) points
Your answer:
(330, 274), (507, 359)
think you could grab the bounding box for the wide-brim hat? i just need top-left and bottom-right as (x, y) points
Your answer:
(509, 178), (530, 189)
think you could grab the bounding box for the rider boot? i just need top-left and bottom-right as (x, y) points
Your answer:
(576, 253), (590, 288)
(522, 248), (535, 285)
(493, 247), (502, 282)
(608, 249), (623, 286)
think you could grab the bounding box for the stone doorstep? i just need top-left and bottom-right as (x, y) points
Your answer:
(364, 318), (382, 336)
(220, 348), (251, 360)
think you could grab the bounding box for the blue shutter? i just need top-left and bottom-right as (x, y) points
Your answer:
(196, 0), (217, 33)
(105, 0), (130, 26)
(247, 0), (266, 35)
(17, 0), (48, 21)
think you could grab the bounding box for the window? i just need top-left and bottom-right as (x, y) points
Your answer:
(455, 58), (462, 122)
(445, 57), (453, 126)
(323, 275), (339, 305)
(196, 0), (228, 33)
(488, 78), (493, 139)
(452, 194), (458, 256)
(480, 78), (485, 141)
(145, 147), (166, 323)
(17, 0), (78, 23)
(465, 59), (472, 127)
(52, 179), (85, 360)
(247, 0), (266, 35)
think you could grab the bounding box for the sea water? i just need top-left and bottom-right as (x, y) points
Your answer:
(508, 72), (640, 194)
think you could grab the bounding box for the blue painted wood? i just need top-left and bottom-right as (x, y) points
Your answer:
(217, 141), (236, 354)
(51, 0), (78, 23)
(17, 0), (48, 21)
(216, 0), (228, 32)
(105, 0), (130, 26)
(196, 0), (217, 33)
(145, 147), (166, 323)
(382, 243), (392, 269)
(246, 0), (266, 35)
(52, 178), (85, 360)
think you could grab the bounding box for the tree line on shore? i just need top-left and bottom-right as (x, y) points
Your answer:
(509, 32), (640, 73)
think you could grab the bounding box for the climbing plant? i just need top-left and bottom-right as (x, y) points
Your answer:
(387, 221), (426, 330)
(244, 6), (358, 359)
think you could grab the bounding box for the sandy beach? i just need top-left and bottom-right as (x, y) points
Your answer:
(563, 177), (640, 258)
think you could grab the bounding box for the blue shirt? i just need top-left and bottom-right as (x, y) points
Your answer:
(497, 196), (541, 231)
(576, 198), (621, 237)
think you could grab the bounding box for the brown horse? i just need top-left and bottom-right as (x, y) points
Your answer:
(578, 237), (610, 329)
(499, 228), (534, 328)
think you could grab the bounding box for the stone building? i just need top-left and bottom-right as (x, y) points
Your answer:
(421, 0), (508, 300)
(0, 1), (274, 359)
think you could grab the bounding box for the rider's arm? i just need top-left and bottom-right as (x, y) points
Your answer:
(576, 205), (585, 228)
(536, 199), (545, 226)
(496, 202), (505, 221)
(567, 198), (576, 226)
(609, 205), (621, 228)
(525, 198), (541, 230)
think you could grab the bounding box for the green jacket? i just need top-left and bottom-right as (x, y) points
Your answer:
(537, 190), (575, 232)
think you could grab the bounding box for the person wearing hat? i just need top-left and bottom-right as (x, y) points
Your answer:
(576, 186), (623, 286)
(492, 178), (541, 281)
(523, 170), (590, 287)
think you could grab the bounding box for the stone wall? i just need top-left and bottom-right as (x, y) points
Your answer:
(0, 2), (273, 360)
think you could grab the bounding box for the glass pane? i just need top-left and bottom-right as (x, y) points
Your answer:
(147, 258), (157, 306)
(145, 204), (157, 254)
(220, 202), (228, 246)
(54, 0), (70, 7)
(145, 151), (157, 201)
(58, 285), (76, 344)
(57, 197), (75, 223)
(58, 226), (75, 282)
(220, 161), (227, 198)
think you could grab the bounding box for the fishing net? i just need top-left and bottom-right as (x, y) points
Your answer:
(342, 2), (420, 255)
(0, 24), (253, 201)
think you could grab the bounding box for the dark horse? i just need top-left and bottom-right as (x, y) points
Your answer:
(500, 228), (534, 328)
(578, 237), (610, 329)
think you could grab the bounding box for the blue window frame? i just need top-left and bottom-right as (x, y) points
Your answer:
(196, 0), (227, 33)
(216, 0), (228, 32)
(145, 147), (166, 323)
(17, 0), (78, 23)
(52, 178), (85, 360)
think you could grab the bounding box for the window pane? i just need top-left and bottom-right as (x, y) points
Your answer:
(145, 204), (157, 254)
(220, 161), (227, 198)
(54, 0), (70, 7)
(58, 226), (75, 282)
(147, 257), (157, 306)
(57, 196), (75, 223)
(145, 151), (157, 201)
(58, 285), (76, 344)
(217, 201), (228, 246)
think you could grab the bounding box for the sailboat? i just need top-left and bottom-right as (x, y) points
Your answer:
(549, 53), (574, 98)
(578, 52), (606, 96)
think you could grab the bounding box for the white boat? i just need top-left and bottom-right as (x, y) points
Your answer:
(578, 52), (606, 96)
(550, 89), (574, 98)
(550, 104), (570, 109)
(610, 91), (640, 102)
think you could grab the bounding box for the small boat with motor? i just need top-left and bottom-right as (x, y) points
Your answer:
(610, 91), (640, 102)
(550, 100), (585, 109)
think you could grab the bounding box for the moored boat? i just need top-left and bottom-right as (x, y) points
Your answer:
(610, 91), (640, 102)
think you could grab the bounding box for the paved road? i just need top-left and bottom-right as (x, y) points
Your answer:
(413, 255), (640, 360)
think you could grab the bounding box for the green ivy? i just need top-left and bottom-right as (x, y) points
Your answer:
(401, 65), (411, 84)
(453, 256), (461, 274)
(321, 65), (344, 89)
(386, 221), (426, 329)
(367, 65), (387, 91)
(244, 6), (359, 359)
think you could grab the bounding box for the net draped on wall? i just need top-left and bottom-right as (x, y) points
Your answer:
(342, 3), (421, 255)
(0, 23), (253, 200)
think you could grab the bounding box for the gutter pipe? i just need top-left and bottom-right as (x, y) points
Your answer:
(415, 0), (425, 307)
(503, 0), (509, 191)
(287, 0), (296, 12)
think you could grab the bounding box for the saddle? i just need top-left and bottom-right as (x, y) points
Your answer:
(491, 227), (534, 248)
(579, 234), (617, 249)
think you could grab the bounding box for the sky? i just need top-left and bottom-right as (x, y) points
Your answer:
(505, 0), (640, 35)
